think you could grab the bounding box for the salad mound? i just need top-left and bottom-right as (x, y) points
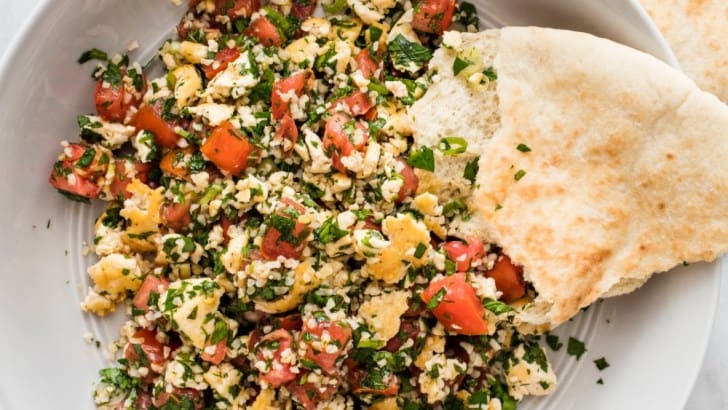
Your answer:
(49, 0), (556, 408)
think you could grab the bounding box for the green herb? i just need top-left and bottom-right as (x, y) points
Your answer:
(414, 242), (427, 258)
(78, 48), (108, 64)
(388, 34), (432, 70)
(458, 2), (479, 30)
(249, 68), (275, 104)
(452, 56), (472, 76)
(483, 298), (514, 315)
(594, 357), (610, 371)
(463, 157), (479, 183)
(262, 6), (295, 39)
(597, 378), (604, 385)
(426, 288), (447, 310)
(514, 169), (526, 181)
(407, 146), (435, 172)
(516, 143), (531, 153)
(366, 81), (389, 96)
(545, 333), (563, 351)
(483, 66), (498, 81)
(187, 151), (206, 173)
(57, 190), (90, 204)
(321, 0), (347, 13)
(567, 337), (587, 360)
(522, 343), (549, 372)
(98, 367), (137, 391)
(210, 319), (229, 344)
(539, 381), (551, 390)
(102, 62), (123, 88)
(75, 147), (96, 168)
(438, 137), (468, 155)
(442, 200), (467, 216)
(315, 217), (349, 244)
(357, 339), (385, 349)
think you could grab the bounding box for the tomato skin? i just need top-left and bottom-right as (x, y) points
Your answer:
(354, 49), (378, 79)
(160, 149), (192, 180)
(201, 340), (227, 365)
(94, 80), (126, 122)
(301, 319), (352, 374)
(275, 114), (299, 148)
(287, 378), (337, 410)
(123, 329), (168, 368)
(396, 159), (419, 203)
(108, 160), (152, 200)
(133, 275), (170, 312)
(271, 70), (312, 120)
(202, 47), (241, 80)
(328, 90), (373, 117)
(323, 113), (369, 173)
(261, 199), (311, 260)
(412, 0), (456, 34)
(421, 272), (489, 335)
(255, 329), (297, 387)
(443, 236), (484, 272)
(152, 388), (204, 410)
(290, 0), (317, 19)
(384, 318), (421, 352)
(49, 143), (107, 200)
(485, 254), (526, 302)
(216, 0), (260, 18)
(268, 313), (303, 331)
(160, 201), (193, 232)
(133, 105), (181, 149)
(246, 16), (283, 47)
(350, 368), (399, 396)
(201, 120), (258, 175)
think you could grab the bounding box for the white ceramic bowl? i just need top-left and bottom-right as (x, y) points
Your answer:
(0, 1), (717, 409)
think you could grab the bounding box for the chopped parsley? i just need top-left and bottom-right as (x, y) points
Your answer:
(483, 298), (514, 315)
(77, 48), (108, 64)
(452, 56), (472, 76)
(388, 34), (432, 70)
(514, 169), (527, 181)
(594, 357), (610, 371)
(426, 288), (447, 310)
(407, 146), (435, 172)
(545, 333), (563, 351)
(567, 337), (587, 360)
(463, 157), (479, 183)
(516, 143), (531, 152)
(315, 217), (349, 244)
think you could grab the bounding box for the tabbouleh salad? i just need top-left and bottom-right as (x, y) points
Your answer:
(48, 0), (557, 408)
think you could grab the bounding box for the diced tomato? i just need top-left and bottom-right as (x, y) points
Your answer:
(201, 120), (258, 175)
(202, 47), (241, 80)
(160, 201), (192, 232)
(384, 318), (421, 352)
(412, 0), (456, 33)
(275, 114), (298, 149)
(220, 215), (234, 244)
(133, 275), (170, 312)
(133, 105), (181, 148)
(271, 70), (312, 120)
(420, 272), (489, 335)
(354, 49), (379, 79)
(49, 143), (108, 200)
(268, 313), (303, 331)
(123, 329), (168, 368)
(108, 160), (152, 200)
(287, 377), (338, 410)
(160, 149), (192, 180)
(215, 0), (260, 18)
(485, 254), (526, 302)
(323, 113), (368, 173)
(396, 159), (419, 203)
(152, 388), (204, 410)
(246, 16), (283, 47)
(255, 329), (297, 387)
(301, 318), (352, 374)
(94, 80), (127, 122)
(443, 236), (485, 272)
(350, 367), (399, 396)
(328, 90), (373, 117)
(201, 340), (227, 365)
(261, 199), (311, 260)
(290, 0), (317, 19)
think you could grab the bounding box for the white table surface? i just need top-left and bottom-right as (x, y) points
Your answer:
(2, 1), (726, 409)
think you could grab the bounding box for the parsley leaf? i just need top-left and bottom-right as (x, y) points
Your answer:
(407, 146), (435, 172)
(315, 217), (349, 244)
(483, 298), (514, 315)
(594, 357), (610, 371)
(463, 157), (479, 183)
(514, 169), (526, 181)
(77, 48), (108, 64)
(388, 34), (432, 71)
(567, 337), (587, 360)
(452, 56), (472, 76)
(426, 288), (447, 310)
(517, 143), (531, 152)
(545, 333), (563, 351)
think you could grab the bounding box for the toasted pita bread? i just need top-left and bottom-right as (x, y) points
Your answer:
(410, 27), (728, 330)
(640, 0), (728, 102)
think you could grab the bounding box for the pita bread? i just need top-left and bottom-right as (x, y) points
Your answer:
(640, 0), (728, 102)
(410, 27), (728, 330)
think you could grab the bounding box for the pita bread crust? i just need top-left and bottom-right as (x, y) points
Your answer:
(640, 0), (728, 102)
(474, 27), (728, 328)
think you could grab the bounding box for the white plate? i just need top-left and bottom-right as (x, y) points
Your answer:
(0, 0), (718, 409)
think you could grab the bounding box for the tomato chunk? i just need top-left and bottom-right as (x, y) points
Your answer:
(215, 0), (260, 18)
(323, 113), (369, 173)
(301, 318), (352, 374)
(275, 114), (299, 149)
(420, 272), (489, 335)
(133, 275), (170, 312)
(152, 388), (204, 410)
(261, 199), (311, 260)
(255, 329), (297, 387)
(290, 0), (317, 19)
(287, 377), (337, 410)
(485, 254), (526, 302)
(123, 329), (168, 368)
(201, 340), (227, 365)
(412, 0), (456, 34)
(202, 47), (241, 80)
(49, 143), (108, 200)
(108, 160), (152, 200)
(160, 149), (192, 180)
(133, 105), (181, 149)
(94, 80), (127, 122)
(396, 159), (419, 203)
(351, 367), (399, 396)
(443, 235), (485, 272)
(271, 70), (312, 120)
(246, 16), (283, 47)
(160, 201), (193, 232)
(354, 49), (379, 79)
(201, 120), (258, 175)
(328, 90), (373, 117)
